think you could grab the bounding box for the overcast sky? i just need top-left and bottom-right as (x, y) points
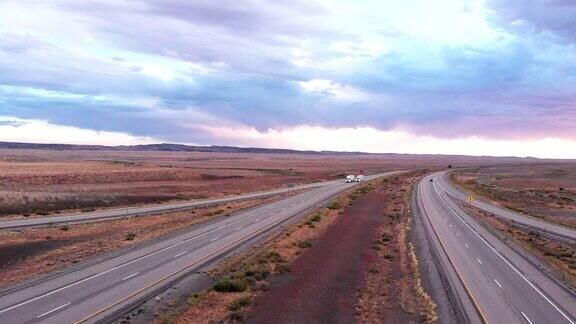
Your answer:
(1, 0), (575, 158)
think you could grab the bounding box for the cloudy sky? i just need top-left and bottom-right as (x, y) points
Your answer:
(1, 0), (575, 158)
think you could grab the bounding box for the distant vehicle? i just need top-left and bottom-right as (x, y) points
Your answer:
(430, 179), (433, 182)
(345, 175), (356, 183)
(355, 175), (365, 182)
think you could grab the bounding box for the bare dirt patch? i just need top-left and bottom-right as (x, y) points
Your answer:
(452, 163), (576, 228)
(357, 173), (437, 323)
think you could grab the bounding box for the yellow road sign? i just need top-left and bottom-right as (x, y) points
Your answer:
(467, 195), (474, 203)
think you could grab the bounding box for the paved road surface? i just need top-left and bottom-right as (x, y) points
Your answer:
(0, 179), (348, 229)
(417, 173), (576, 323)
(0, 171), (400, 323)
(435, 171), (576, 242)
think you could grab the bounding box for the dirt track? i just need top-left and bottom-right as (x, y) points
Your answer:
(247, 191), (387, 323)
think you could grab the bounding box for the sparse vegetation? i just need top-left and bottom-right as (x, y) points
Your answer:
(173, 180), (377, 323)
(228, 296), (251, 311)
(124, 232), (136, 241)
(213, 277), (248, 293)
(296, 240), (312, 248)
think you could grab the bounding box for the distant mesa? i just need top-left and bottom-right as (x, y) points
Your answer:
(0, 141), (367, 155)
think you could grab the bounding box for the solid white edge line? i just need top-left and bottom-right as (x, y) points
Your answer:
(432, 180), (575, 324)
(522, 311), (534, 324)
(36, 303), (71, 318)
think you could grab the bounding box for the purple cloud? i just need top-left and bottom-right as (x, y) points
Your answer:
(0, 0), (576, 149)
(488, 0), (576, 41)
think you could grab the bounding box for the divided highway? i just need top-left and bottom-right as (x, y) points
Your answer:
(0, 171), (401, 323)
(0, 178), (349, 229)
(435, 171), (576, 242)
(417, 173), (576, 323)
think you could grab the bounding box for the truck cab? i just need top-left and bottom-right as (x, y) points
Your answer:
(345, 175), (356, 183)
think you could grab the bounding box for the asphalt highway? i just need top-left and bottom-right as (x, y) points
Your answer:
(0, 171), (400, 323)
(417, 173), (576, 323)
(0, 178), (349, 230)
(435, 171), (576, 242)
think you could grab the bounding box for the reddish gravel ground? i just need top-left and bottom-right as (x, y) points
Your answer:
(247, 191), (387, 323)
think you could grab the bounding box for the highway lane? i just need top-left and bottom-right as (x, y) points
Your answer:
(0, 171), (400, 323)
(0, 178), (348, 229)
(417, 173), (576, 323)
(435, 170), (576, 242)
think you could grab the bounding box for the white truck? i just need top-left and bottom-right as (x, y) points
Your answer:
(355, 174), (365, 182)
(345, 175), (356, 183)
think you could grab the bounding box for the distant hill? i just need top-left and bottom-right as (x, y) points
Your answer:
(0, 141), (367, 155)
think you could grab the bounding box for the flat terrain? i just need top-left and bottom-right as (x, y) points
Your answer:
(0, 172), (396, 323)
(0, 148), (543, 218)
(452, 163), (576, 228)
(0, 149), (394, 218)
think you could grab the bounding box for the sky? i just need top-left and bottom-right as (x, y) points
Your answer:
(1, 0), (576, 158)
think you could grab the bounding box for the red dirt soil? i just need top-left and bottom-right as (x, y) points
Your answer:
(247, 191), (387, 323)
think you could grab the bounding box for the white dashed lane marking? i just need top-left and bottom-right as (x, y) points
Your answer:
(122, 272), (140, 281)
(495, 279), (502, 288)
(36, 303), (71, 319)
(173, 251), (187, 258)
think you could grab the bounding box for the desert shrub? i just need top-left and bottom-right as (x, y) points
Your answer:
(187, 293), (205, 306)
(275, 262), (291, 274)
(227, 311), (245, 321)
(351, 186), (375, 197)
(36, 210), (50, 216)
(60, 225), (69, 231)
(125, 232), (136, 241)
(265, 250), (284, 263)
(381, 233), (392, 242)
(81, 208), (95, 213)
(328, 201), (342, 210)
(213, 277), (248, 293)
(228, 296), (251, 311)
(244, 265), (270, 281)
(296, 240), (312, 248)
(310, 214), (322, 222)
